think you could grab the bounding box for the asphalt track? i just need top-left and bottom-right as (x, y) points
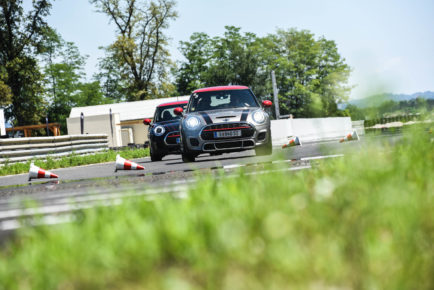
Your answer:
(0, 134), (406, 202)
(0, 139), (364, 189)
(0, 134), (403, 242)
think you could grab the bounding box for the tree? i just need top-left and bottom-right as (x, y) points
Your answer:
(262, 29), (351, 117)
(176, 27), (268, 97)
(0, 0), (52, 125)
(176, 32), (213, 95)
(345, 104), (365, 120)
(43, 40), (86, 132)
(94, 46), (129, 102)
(0, 66), (12, 106)
(90, 0), (178, 100)
(42, 33), (111, 133)
(176, 27), (351, 118)
(76, 81), (107, 107)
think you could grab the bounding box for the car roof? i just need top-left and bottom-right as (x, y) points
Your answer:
(193, 85), (249, 93)
(157, 100), (189, 107)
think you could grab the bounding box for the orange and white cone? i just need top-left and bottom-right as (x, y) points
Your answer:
(282, 136), (302, 149)
(115, 154), (145, 172)
(28, 163), (59, 181)
(339, 130), (359, 143)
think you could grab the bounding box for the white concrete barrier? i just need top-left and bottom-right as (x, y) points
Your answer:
(0, 134), (109, 164)
(271, 117), (353, 145)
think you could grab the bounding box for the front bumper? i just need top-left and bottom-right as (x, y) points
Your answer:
(182, 122), (270, 153)
(150, 131), (181, 154)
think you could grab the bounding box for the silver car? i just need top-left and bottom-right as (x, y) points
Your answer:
(174, 85), (273, 162)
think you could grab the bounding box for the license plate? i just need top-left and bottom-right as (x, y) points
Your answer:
(214, 130), (242, 138)
(176, 138), (180, 144)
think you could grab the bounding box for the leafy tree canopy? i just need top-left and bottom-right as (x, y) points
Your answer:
(0, 0), (54, 125)
(176, 27), (352, 118)
(91, 0), (178, 101)
(42, 30), (112, 133)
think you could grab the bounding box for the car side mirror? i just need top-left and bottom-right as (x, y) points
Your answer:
(174, 107), (183, 116)
(143, 118), (152, 125)
(262, 100), (272, 108)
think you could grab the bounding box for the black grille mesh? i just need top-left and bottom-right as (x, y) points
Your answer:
(165, 132), (180, 145)
(200, 123), (254, 140)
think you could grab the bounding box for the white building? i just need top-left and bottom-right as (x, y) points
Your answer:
(0, 108), (5, 136)
(67, 96), (189, 147)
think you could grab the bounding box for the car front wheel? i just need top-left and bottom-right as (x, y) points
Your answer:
(180, 135), (197, 162)
(150, 145), (164, 162)
(181, 153), (196, 162)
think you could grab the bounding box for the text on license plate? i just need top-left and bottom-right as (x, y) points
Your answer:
(214, 130), (242, 138)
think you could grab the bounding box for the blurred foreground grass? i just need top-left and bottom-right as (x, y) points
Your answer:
(0, 128), (433, 290)
(0, 147), (149, 176)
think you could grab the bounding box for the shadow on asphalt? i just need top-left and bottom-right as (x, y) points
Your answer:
(164, 154), (256, 165)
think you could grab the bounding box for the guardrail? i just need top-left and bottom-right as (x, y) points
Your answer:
(0, 134), (109, 164)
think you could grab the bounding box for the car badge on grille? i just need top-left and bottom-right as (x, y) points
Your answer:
(223, 118), (230, 122)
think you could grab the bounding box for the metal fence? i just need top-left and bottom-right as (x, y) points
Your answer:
(0, 134), (109, 164)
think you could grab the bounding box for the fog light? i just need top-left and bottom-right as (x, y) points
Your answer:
(258, 132), (266, 141)
(190, 138), (199, 146)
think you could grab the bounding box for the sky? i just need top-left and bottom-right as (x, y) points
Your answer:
(42, 0), (434, 99)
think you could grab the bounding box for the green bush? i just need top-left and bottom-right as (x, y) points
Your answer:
(0, 129), (432, 289)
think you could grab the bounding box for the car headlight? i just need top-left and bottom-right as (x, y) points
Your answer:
(153, 125), (165, 136)
(252, 110), (266, 124)
(185, 116), (201, 129)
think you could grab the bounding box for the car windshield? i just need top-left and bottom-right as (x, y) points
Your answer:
(154, 104), (187, 122)
(188, 89), (259, 112)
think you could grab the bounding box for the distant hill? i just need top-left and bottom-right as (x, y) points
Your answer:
(347, 91), (434, 108)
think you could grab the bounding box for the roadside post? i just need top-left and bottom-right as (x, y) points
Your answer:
(109, 108), (114, 147)
(46, 114), (49, 136)
(271, 70), (280, 119)
(80, 112), (84, 134)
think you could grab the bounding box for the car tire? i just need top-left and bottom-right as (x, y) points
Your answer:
(182, 153), (196, 162)
(255, 139), (273, 156)
(150, 145), (163, 162)
(180, 135), (197, 162)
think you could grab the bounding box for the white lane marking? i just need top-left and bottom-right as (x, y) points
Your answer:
(272, 154), (344, 164)
(1, 214), (75, 231)
(0, 178), (199, 211)
(244, 165), (312, 176)
(0, 185), (188, 220)
(272, 160), (290, 164)
(223, 164), (245, 169)
(300, 154), (344, 161)
(0, 164), (314, 231)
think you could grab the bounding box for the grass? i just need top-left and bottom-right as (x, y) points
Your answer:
(0, 128), (433, 289)
(0, 148), (149, 176)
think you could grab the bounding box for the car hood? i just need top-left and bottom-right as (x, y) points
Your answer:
(191, 108), (258, 124)
(155, 120), (180, 132)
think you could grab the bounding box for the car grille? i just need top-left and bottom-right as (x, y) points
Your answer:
(203, 140), (255, 151)
(200, 123), (254, 140)
(165, 131), (180, 145)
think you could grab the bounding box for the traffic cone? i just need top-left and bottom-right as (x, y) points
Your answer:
(339, 130), (359, 143)
(115, 154), (145, 172)
(28, 163), (59, 181)
(282, 136), (302, 149)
